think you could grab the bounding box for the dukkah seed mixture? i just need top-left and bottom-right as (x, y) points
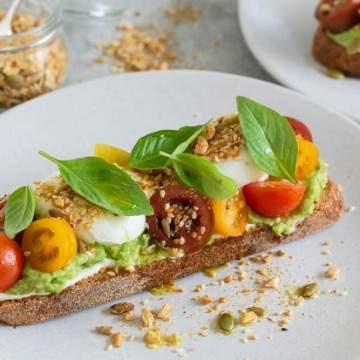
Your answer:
(0, 10), (68, 107)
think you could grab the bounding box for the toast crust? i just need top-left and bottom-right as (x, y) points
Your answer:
(313, 25), (360, 77)
(0, 179), (344, 326)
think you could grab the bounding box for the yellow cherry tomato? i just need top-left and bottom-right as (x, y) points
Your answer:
(94, 143), (129, 166)
(22, 218), (77, 273)
(211, 191), (247, 237)
(296, 137), (320, 181)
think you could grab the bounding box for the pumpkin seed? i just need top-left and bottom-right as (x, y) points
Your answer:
(301, 283), (320, 298)
(5, 74), (25, 89)
(218, 312), (235, 334)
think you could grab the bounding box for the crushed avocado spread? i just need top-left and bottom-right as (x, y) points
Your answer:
(7, 234), (167, 296)
(248, 161), (328, 236)
(328, 26), (360, 55)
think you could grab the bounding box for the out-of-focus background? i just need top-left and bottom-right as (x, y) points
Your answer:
(62, 0), (274, 85)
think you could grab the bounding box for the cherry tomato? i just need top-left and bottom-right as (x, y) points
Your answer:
(0, 232), (24, 292)
(243, 181), (306, 218)
(22, 218), (77, 273)
(211, 191), (247, 237)
(147, 185), (214, 254)
(286, 117), (313, 142)
(296, 137), (320, 181)
(316, 0), (360, 33)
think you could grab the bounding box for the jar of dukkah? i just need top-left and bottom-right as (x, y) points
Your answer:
(0, 0), (68, 107)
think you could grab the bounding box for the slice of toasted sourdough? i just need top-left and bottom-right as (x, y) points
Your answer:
(313, 25), (360, 77)
(0, 179), (343, 326)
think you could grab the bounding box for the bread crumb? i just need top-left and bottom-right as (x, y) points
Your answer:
(110, 332), (123, 348)
(324, 267), (340, 279)
(96, 326), (113, 335)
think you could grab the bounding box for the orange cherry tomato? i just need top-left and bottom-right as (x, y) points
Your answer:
(286, 117), (313, 142)
(22, 218), (77, 273)
(0, 232), (24, 292)
(243, 181), (306, 218)
(296, 137), (320, 181)
(211, 191), (247, 237)
(94, 143), (129, 166)
(316, 0), (360, 33)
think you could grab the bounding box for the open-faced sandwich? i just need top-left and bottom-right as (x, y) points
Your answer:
(0, 97), (344, 325)
(313, 0), (360, 77)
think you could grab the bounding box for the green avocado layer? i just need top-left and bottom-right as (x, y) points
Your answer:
(7, 234), (167, 295)
(248, 161), (328, 236)
(328, 26), (360, 55)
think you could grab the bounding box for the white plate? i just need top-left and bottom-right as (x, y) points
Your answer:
(239, 0), (360, 121)
(0, 71), (359, 360)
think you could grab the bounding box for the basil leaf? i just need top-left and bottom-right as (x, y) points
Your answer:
(4, 186), (35, 238)
(236, 96), (298, 183)
(328, 27), (360, 55)
(128, 124), (205, 169)
(39, 151), (153, 216)
(161, 152), (237, 200)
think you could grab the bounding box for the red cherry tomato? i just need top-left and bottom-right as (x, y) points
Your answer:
(147, 185), (214, 254)
(316, 0), (360, 33)
(0, 232), (25, 292)
(243, 181), (306, 218)
(286, 117), (313, 142)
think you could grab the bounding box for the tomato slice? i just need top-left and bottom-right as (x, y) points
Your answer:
(296, 137), (320, 181)
(211, 191), (247, 237)
(286, 117), (313, 142)
(0, 232), (25, 292)
(22, 218), (77, 273)
(243, 181), (306, 218)
(316, 0), (360, 33)
(147, 185), (214, 254)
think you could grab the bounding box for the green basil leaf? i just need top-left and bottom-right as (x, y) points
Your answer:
(128, 124), (205, 169)
(39, 151), (153, 216)
(328, 27), (360, 55)
(161, 152), (237, 200)
(236, 96), (298, 183)
(4, 186), (35, 238)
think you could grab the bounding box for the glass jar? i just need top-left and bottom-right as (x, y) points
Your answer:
(0, 0), (69, 107)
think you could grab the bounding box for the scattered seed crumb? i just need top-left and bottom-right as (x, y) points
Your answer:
(123, 310), (135, 321)
(346, 205), (356, 213)
(322, 240), (332, 246)
(199, 294), (212, 305)
(247, 334), (257, 341)
(157, 303), (174, 320)
(110, 302), (134, 315)
(276, 249), (286, 257)
(224, 274), (233, 283)
(264, 277), (279, 289)
(194, 284), (205, 292)
(322, 249), (331, 256)
(198, 327), (209, 337)
(239, 311), (258, 326)
(111, 332), (123, 348)
(96, 326), (113, 335)
(141, 307), (155, 327)
(324, 266), (339, 279)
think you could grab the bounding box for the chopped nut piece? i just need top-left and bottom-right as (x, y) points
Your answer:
(141, 307), (155, 327)
(247, 306), (267, 317)
(248, 334), (257, 341)
(218, 296), (228, 304)
(239, 311), (258, 326)
(276, 249), (286, 257)
(256, 268), (268, 276)
(144, 329), (161, 348)
(110, 302), (134, 315)
(224, 274), (233, 283)
(194, 284), (205, 292)
(198, 327), (209, 337)
(264, 277), (279, 289)
(301, 283), (320, 298)
(157, 304), (173, 320)
(282, 309), (293, 318)
(111, 333), (123, 348)
(262, 254), (272, 264)
(96, 326), (113, 335)
(123, 310), (135, 321)
(324, 266), (339, 279)
(237, 271), (247, 281)
(200, 294), (212, 305)
(278, 319), (288, 327)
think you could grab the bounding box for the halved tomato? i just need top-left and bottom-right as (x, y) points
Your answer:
(243, 181), (306, 218)
(211, 191), (247, 237)
(316, 0), (360, 33)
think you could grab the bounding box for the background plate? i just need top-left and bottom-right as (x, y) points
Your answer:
(239, 0), (359, 121)
(0, 71), (359, 360)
